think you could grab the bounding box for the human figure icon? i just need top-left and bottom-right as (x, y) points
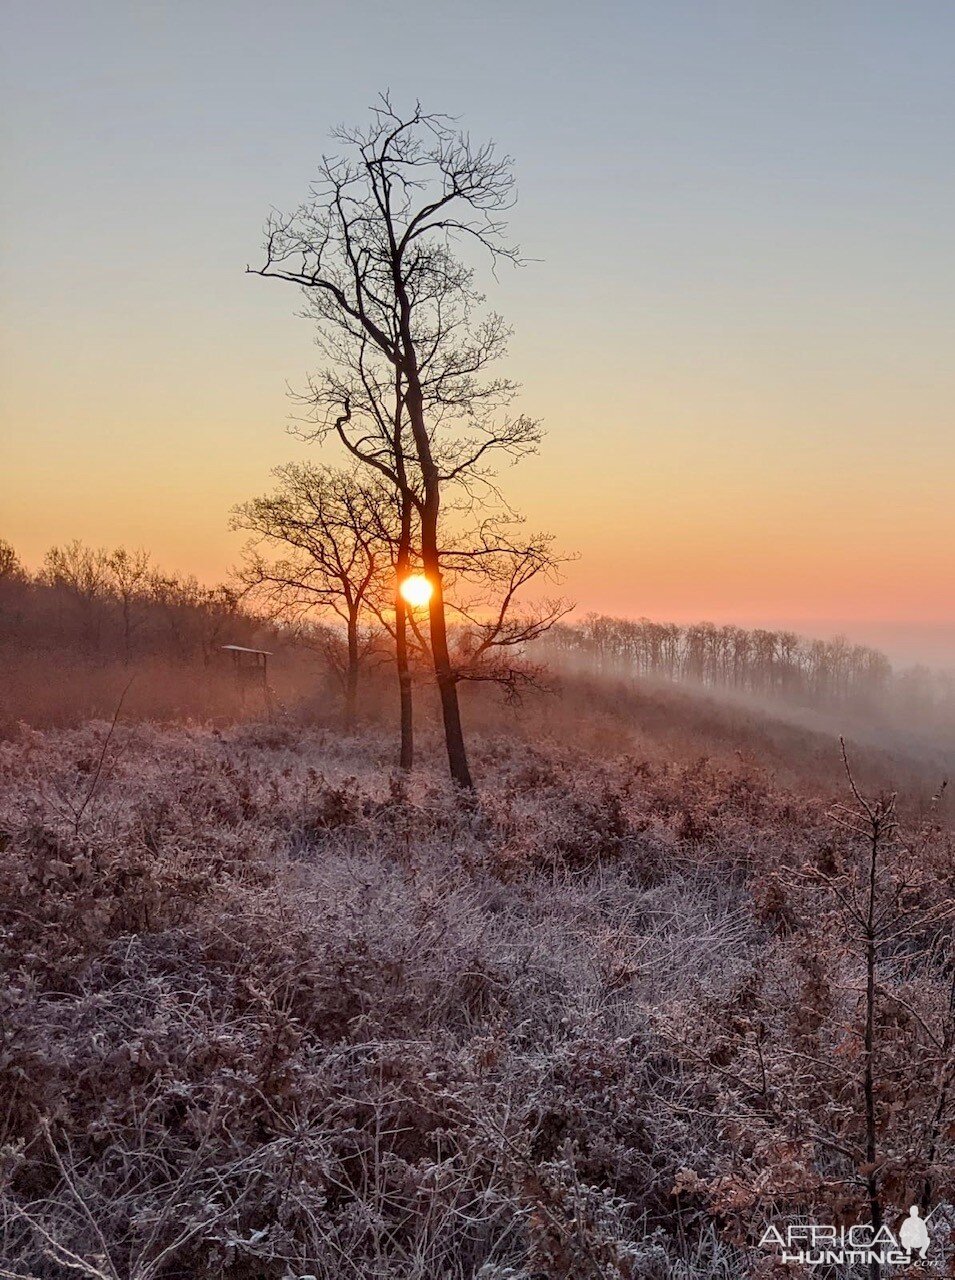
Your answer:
(899, 1206), (930, 1260)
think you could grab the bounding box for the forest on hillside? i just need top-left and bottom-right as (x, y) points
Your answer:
(2, 537), (952, 739)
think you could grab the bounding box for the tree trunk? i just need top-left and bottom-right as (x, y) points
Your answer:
(344, 614), (359, 731)
(423, 532), (473, 790)
(122, 598), (132, 665)
(402, 369), (474, 791)
(395, 596), (414, 770)
(395, 501), (414, 770)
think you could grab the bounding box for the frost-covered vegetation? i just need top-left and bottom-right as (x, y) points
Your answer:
(0, 709), (951, 1279)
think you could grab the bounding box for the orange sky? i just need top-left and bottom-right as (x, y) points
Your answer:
(2, 2), (954, 667)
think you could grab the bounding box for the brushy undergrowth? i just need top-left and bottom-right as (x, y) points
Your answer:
(0, 721), (950, 1279)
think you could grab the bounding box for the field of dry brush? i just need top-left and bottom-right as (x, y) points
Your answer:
(0, 706), (951, 1278)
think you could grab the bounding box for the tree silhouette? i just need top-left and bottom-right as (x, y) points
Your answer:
(249, 95), (540, 789)
(232, 465), (388, 729)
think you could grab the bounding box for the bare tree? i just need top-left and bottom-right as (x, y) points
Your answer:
(232, 465), (387, 729)
(42, 540), (110, 654)
(249, 95), (541, 790)
(665, 747), (954, 1280)
(0, 539), (24, 583)
(42, 540), (108, 601)
(106, 547), (152, 664)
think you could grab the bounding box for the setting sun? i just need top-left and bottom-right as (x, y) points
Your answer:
(399, 574), (433, 609)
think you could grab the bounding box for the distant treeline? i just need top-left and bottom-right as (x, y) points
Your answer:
(2, 539), (952, 730)
(545, 614), (955, 725)
(0, 539), (330, 729)
(0, 538), (274, 666)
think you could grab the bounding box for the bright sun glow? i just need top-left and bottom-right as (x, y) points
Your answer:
(399, 574), (433, 609)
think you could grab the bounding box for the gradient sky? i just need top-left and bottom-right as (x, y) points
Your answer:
(2, 1), (954, 664)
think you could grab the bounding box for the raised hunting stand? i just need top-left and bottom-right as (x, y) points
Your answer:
(221, 645), (273, 717)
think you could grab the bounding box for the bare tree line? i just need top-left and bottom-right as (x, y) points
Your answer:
(4, 536), (952, 736)
(545, 613), (955, 723)
(0, 538), (254, 667)
(0, 532), (562, 729)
